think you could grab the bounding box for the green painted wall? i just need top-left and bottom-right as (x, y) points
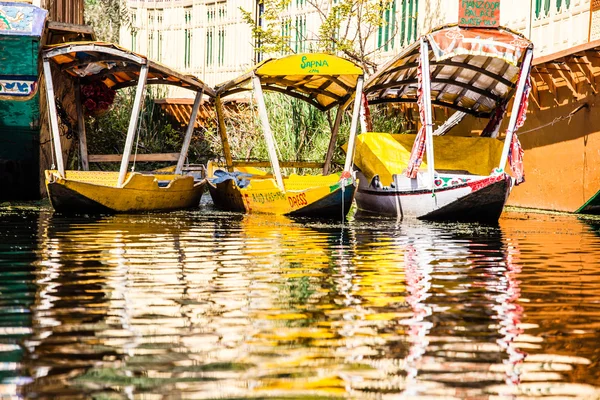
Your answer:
(0, 35), (41, 200)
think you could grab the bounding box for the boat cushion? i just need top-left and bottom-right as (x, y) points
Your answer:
(350, 132), (504, 186)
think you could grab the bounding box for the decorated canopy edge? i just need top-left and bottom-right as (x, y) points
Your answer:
(42, 41), (215, 97)
(214, 53), (363, 111)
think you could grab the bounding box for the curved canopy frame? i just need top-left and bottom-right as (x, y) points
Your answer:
(42, 41), (214, 185)
(215, 53), (363, 112)
(365, 25), (534, 118)
(43, 42), (215, 95)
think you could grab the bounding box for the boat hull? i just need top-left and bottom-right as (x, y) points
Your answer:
(355, 172), (512, 223)
(207, 175), (356, 219)
(45, 170), (205, 213)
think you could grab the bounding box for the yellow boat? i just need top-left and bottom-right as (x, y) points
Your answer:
(42, 42), (215, 213)
(209, 53), (365, 218)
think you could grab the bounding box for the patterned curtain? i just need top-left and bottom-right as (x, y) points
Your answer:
(508, 76), (531, 185)
(361, 93), (373, 132)
(405, 52), (427, 179)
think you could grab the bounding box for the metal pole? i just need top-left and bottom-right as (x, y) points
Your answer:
(323, 104), (344, 175)
(252, 75), (284, 192)
(215, 94), (234, 171)
(343, 76), (365, 172)
(118, 64), (149, 187)
(42, 59), (65, 177)
(499, 48), (533, 171)
(420, 39), (435, 189)
(176, 89), (203, 174)
(74, 81), (89, 171)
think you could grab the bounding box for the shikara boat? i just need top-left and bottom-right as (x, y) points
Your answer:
(351, 25), (534, 223)
(209, 53), (365, 218)
(42, 42), (215, 213)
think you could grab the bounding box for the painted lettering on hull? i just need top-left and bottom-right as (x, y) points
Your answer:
(287, 193), (308, 208)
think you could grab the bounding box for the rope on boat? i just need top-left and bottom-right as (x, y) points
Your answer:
(517, 103), (589, 136)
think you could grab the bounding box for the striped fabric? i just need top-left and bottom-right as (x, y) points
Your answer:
(508, 76), (531, 185)
(405, 56), (427, 179)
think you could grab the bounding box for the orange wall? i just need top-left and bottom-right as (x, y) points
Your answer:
(507, 86), (600, 212)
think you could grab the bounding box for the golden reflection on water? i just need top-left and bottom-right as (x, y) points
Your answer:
(0, 208), (599, 398)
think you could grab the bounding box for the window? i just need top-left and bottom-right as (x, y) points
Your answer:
(556, 0), (571, 11)
(378, 0), (396, 51)
(184, 7), (192, 68)
(281, 17), (291, 54)
(256, 2), (264, 62)
(398, 0), (418, 48)
(130, 10), (137, 51)
(294, 15), (306, 52)
(147, 10), (154, 59)
(535, 0), (551, 18)
(206, 3), (226, 67)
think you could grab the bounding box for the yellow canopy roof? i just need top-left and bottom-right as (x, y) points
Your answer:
(42, 41), (215, 96)
(215, 53), (364, 111)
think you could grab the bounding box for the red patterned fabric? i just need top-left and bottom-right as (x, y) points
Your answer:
(405, 54), (427, 179)
(508, 133), (525, 185)
(507, 76), (530, 185)
(361, 93), (373, 132)
(481, 101), (507, 138)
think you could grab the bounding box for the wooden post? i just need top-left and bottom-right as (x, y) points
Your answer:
(42, 59), (65, 178)
(215, 94), (234, 172)
(74, 81), (89, 171)
(323, 105), (344, 175)
(118, 64), (148, 187)
(343, 76), (365, 172)
(420, 39), (436, 189)
(499, 48), (533, 171)
(176, 89), (203, 174)
(252, 75), (284, 192)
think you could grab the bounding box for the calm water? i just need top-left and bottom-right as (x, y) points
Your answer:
(1, 203), (600, 399)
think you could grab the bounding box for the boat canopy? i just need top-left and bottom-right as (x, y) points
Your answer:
(365, 25), (534, 118)
(42, 41), (215, 96)
(215, 53), (363, 111)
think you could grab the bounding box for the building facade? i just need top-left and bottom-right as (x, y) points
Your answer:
(120, 0), (596, 88)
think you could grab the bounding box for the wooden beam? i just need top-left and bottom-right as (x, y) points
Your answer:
(89, 153), (180, 162)
(215, 95), (234, 171)
(343, 76), (364, 172)
(74, 81), (89, 171)
(253, 75), (284, 191)
(575, 55), (599, 94)
(232, 161), (324, 168)
(323, 105), (344, 175)
(118, 64), (148, 187)
(43, 59), (65, 177)
(553, 61), (578, 96)
(538, 67), (558, 99)
(176, 90), (203, 174)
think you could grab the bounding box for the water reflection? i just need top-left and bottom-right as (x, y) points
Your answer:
(0, 207), (598, 398)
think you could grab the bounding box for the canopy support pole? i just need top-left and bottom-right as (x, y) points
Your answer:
(118, 64), (148, 187)
(343, 75), (365, 172)
(176, 89), (203, 175)
(252, 75), (285, 192)
(433, 111), (466, 136)
(323, 104), (344, 175)
(499, 48), (533, 171)
(420, 39), (436, 189)
(74, 81), (89, 171)
(215, 94), (234, 172)
(42, 59), (65, 178)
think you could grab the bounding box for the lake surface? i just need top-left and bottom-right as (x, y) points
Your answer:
(1, 203), (599, 399)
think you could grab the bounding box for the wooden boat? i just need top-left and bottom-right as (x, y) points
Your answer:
(42, 42), (215, 213)
(209, 53), (365, 218)
(351, 25), (534, 223)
